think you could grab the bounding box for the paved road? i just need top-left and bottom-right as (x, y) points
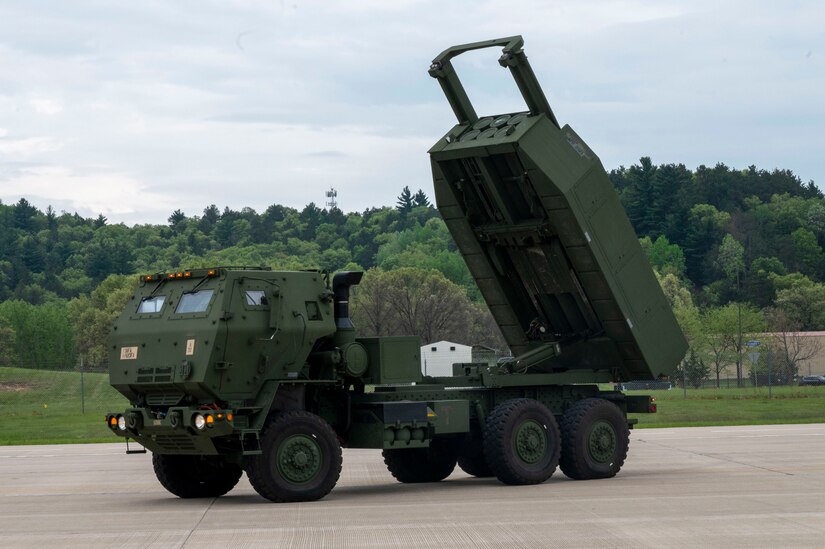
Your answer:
(2, 424), (825, 548)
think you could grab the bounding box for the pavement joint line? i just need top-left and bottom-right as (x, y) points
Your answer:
(0, 453), (123, 459)
(642, 433), (825, 440)
(707, 426), (825, 433)
(180, 497), (216, 549)
(634, 438), (795, 476)
(634, 433), (825, 440)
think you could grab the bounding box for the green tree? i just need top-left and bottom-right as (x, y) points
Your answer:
(375, 218), (476, 298)
(789, 227), (823, 278)
(466, 302), (506, 352)
(45, 205), (57, 234)
(0, 299), (75, 369)
(350, 269), (401, 336)
(692, 163), (739, 212)
(412, 189), (431, 208)
(314, 223), (340, 249)
(396, 186), (413, 214)
(771, 273), (825, 330)
(351, 268), (480, 345)
(0, 316), (15, 366)
(806, 202), (825, 240)
(683, 204), (730, 285)
(13, 197), (39, 231)
(69, 274), (136, 369)
(710, 235), (748, 371)
(741, 193), (818, 271)
(678, 348), (710, 389)
(19, 235), (46, 272)
(168, 209), (187, 232)
(641, 235), (686, 277)
(699, 304), (765, 387)
(319, 248), (352, 273)
(744, 257), (786, 308)
(656, 271), (701, 344)
(213, 214), (235, 247)
(199, 204), (221, 234)
(763, 307), (823, 384)
(84, 226), (135, 281)
(619, 157), (657, 237)
(646, 163), (692, 240)
(299, 203), (322, 241)
(716, 234), (745, 281)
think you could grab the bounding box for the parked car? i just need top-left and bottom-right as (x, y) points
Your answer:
(799, 375), (825, 386)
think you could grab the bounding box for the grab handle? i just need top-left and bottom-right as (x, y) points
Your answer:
(428, 35), (559, 128)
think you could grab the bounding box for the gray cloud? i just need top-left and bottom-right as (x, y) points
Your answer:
(0, 0), (822, 225)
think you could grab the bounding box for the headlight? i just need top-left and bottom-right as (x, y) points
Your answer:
(193, 413), (206, 430)
(117, 415), (127, 431)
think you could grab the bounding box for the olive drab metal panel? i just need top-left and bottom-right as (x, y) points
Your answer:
(428, 36), (687, 380)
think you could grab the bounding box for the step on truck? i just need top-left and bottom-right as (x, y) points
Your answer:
(106, 36), (687, 502)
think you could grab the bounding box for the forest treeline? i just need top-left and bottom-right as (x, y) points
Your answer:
(1, 159), (824, 384)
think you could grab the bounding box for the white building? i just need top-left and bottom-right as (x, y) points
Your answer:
(420, 341), (472, 377)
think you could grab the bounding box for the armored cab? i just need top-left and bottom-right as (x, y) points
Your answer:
(110, 268), (334, 403)
(428, 36), (687, 381)
(107, 268), (337, 453)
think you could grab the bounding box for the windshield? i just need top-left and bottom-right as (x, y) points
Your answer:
(137, 295), (166, 314)
(176, 290), (214, 314)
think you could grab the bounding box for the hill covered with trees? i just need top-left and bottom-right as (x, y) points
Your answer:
(1, 160), (824, 385)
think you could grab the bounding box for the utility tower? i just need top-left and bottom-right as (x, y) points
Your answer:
(325, 187), (338, 210)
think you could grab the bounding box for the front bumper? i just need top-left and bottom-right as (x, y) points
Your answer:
(106, 407), (235, 454)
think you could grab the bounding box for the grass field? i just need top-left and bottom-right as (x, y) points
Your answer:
(0, 366), (128, 445)
(1, 366), (824, 445)
(629, 385), (825, 427)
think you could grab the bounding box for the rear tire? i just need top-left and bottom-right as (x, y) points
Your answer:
(246, 411), (342, 502)
(152, 454), (242, 498)
(457, 437), (493, 478)
(483, 398), (560, 485)
(383, 437), (458, 483)
(559, 398), (629, 480)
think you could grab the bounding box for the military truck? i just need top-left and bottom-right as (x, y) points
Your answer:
(106, 36), (687, 503)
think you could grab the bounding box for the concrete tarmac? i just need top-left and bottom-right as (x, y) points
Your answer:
(2, 424), (825, 548)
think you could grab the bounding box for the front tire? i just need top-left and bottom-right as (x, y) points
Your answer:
(152, 454), (242, 498)
(559, 398), (629, 480)
(483, 398), (561, 485)
(246, 411), (342, 502)
(383, 437), (458, 483)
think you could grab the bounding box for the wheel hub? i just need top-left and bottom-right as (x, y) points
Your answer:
(514, 420), (547, 464)
(277, 434), (322, 484)
(587, 420), (617, 464)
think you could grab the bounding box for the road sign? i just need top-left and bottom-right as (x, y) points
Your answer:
(745, 340), (761, 348)
(748, 352), (761, 365)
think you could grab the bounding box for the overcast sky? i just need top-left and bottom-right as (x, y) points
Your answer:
(0, 0), (822, 225)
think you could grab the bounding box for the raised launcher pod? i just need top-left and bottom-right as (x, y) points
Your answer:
(428, 36), (687, 381)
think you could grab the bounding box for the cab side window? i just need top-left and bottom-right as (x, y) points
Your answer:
(245, 290), (268, 306)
